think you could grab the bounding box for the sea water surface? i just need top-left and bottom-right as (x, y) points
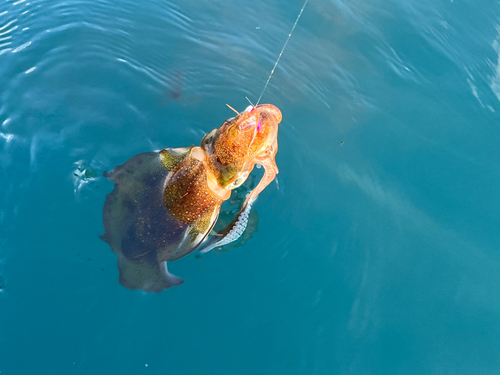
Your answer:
(1, 0), (500, 374)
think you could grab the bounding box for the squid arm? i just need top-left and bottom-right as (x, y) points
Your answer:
(197, 146), (278, 254)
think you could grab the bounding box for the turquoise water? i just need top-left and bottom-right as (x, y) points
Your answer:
(2, 0), (500, 373)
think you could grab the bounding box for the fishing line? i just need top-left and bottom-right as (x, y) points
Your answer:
(255, 0), (309, 106)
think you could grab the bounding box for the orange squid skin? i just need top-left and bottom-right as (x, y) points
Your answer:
(101, 104), (282, 292)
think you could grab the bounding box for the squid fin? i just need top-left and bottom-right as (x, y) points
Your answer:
(159, 261), (184, 287)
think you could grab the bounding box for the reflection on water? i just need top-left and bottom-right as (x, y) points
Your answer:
(1, 0), (500, 373)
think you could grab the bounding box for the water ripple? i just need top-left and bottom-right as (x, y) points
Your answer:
(11, 40), (30, 52)
(1, 16), (16, 28)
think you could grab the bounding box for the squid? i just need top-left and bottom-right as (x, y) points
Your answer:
(100, 104), (282, 292)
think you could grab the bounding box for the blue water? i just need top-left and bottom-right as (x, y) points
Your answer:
(1, 0), (500, 373)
